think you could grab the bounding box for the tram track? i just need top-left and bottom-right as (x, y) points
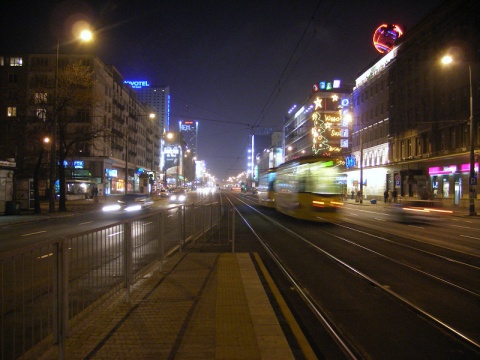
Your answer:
(226, 193), (480, 359)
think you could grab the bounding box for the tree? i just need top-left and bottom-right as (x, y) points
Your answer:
(53, 62), (109, 212)
(24, 61), (110, 213)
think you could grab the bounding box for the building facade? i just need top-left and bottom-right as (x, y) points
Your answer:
(0, 52), (163, 209)
(283, 80), (353, 163)
(387, 0), (479, 207)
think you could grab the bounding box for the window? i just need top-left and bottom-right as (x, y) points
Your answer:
(34, 92), (48, 104)
(8, 73), (17, 83)
(33, 57), (48, 66)
(36, 108), (47, 120)
(76, 109), (90, 122)
(7, 107), (17, 117)
(10, 57), (23, 66)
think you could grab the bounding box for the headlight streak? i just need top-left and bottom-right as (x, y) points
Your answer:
(102, 204), (121, 212)
(108, 231), (124, 238)
(22, 231), (47, 237)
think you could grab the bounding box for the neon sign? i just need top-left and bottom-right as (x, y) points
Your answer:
(311, 96), (350, 155)
(373, 24), (403, 54)
(124, 80), (151, 89)
(312, 79), (341, 92)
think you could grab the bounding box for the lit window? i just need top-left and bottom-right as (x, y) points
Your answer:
(36, 108), (47, 120)
(7, 107), (17, 117)
(10, 57), (23, 66)
(34, 93), (48, 104)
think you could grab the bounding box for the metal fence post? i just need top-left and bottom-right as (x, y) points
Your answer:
(231, 205), (235, 253)
(192, 203), (196, 246)
(159, 210), (164, 272)
(178, 207), (183, 252)
(54, 239), (66, 359)
(124, 221), (132, 303)
(210, 202), (213, 243)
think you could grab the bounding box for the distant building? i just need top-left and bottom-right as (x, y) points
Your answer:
(124, 81), (171, 132)
(178, 119), (198, 154)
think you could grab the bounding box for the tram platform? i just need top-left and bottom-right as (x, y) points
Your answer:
(30, 251), (308, 359)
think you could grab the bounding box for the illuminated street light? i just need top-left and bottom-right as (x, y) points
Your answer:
(441, 54), (476, 215)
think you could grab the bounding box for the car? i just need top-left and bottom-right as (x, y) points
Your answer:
(102, 194), (154, 213)
(169, 189), (187, 203)
(158, 189), (169, 198)
(389, 200), (452, 223)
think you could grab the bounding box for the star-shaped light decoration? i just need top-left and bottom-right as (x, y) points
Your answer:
(331, 95), (338, 101)
(314, 97), (322, 110)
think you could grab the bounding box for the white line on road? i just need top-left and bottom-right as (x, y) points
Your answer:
(79, 221), (93, 225)
(22, 231), (47, 237)
(451, 224), (473, 229)
(460, 234), (480, 240)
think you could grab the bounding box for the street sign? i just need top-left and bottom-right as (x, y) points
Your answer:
(470, 177), (477, 186)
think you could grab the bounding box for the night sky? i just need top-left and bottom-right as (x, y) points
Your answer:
(1, 0), (445, 180)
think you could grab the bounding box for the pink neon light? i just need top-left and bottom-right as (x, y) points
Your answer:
(460, 162), (479, 172)
(428, 166), (456, 175)
(429, 162), (478, 175)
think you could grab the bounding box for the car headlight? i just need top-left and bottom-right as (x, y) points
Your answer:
(125, 204), (142, 212)
(102, 204), (121, 212)
(178, 195), (186, 201)
(170, 195), (177, 201)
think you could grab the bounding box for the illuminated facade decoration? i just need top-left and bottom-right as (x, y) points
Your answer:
(311, 95), (351, 155)
(372, 24), (403, 54)
(283, 79), (353, 163)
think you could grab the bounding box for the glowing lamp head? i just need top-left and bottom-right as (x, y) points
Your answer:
(373, 24), (403, 54)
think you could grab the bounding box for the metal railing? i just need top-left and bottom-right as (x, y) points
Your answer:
(0, 201), (223, 359)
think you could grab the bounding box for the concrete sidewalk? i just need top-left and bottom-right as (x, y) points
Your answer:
(31, 252), (307, 360)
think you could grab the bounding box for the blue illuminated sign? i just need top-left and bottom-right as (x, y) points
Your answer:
(124, 80), (151, 89)
(74, 160), (84, 169)
(345, 155), (357, 169)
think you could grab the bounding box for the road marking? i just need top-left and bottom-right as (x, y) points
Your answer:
(408, 225), (424, 229)
(451, 224), (472, 229)
(460, 234), (480, 240)
(22, 231), (47, 237)
(374, 218), (386, 221)
(37, 253), (53, 259)
(79, 221), (93, 225)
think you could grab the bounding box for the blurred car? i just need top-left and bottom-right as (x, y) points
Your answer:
(389, 200), (452, 222)
(169, 188), (187, 203)
(102, 194), (154, 213)
(158, 188), (169, 198)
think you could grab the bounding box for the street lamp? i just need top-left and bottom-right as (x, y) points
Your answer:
(441, 55), (476, 215)
(49, 29), (93, 212)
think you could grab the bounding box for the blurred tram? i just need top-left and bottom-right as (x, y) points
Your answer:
(257, 168), (277, 208)
(270, 156), (345, 221)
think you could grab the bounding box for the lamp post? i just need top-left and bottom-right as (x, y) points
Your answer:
(148, 113), (156, 190)
(48, 39), (59, 213)
(124, 118), (129, 194)
(49, 29), (93, 212)
(441, 55), (476, 215)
